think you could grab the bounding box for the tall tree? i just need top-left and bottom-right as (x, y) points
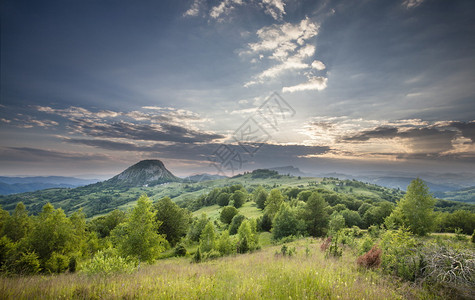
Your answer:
(254, 186), (268, 210)
(3, 202), (31, 242)
(199, 221), (216, 253)
(386, 178), (435, 236)
(112, 195), (166, 262)
(301, 192), (329, 237)
(264, 189), (284, 219)
(272, 203), (303, 240)
(154, 197), (191, 246)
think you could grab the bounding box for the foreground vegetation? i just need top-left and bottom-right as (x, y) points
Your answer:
(1, 172), (474, 299)
(0, 237), (463, 300)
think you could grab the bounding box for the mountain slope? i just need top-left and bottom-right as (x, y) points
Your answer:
(104, 160), (180, 187)
(0, 176), (99, 195)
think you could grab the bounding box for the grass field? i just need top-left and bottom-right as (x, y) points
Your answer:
(0, 238), (442, 300)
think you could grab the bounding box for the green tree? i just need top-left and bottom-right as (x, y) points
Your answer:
(341, 209), (362, 228)
(112, 195), (166, 262)
(199, 221), (216, 253)
(187, 213), (209, 242)
(386, 178), (435, 236)
(154, 197), (191, 246)
(264, 189), (284, 219)
(220, 206), (238, 224)
(272, 203), (303, 240)
(217, 192), (231, 207)
(328, 212), (345, 235)
(237, 219), (259, 253)
(301, 192), (329, 237)
(229, 214), (246, 235)
(231, 190), (246, 209)
(88, 209), (126, 238)
(3, 202), (31, 242)
(216, 231), (234, 255)
(27, 203), (76, 271)
(254, 186), (268, 210)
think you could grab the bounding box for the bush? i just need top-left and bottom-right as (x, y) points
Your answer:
(229, 214), (245, 235)
(358, 235), (374, 255)
(174, 243), (187, 257)
(203, 249), (221, 260)
(220, 206), (238, 224)
(357, 245), (381, 269)
(326, 233), (342, 258)
(380, 228), (423, 281)
(472, 230), (475, 243)
(192, 248), (201, 263)
(11, 252), (41, 275)
(320, 237), (331, 252)
(45, 252), (69, 274)
(80, 249), (138, 276)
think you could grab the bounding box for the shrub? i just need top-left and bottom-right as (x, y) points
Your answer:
(203, 250), (221, 260)
(380, 228), (423, 281)
(358, 235), (373, 256)
(326, 233), (342, 258)
(11, 252), (41, 275)
(320, 237), (331, 252)
(45, 252), (69, 274)
(80, 249), (138, 276)
(192, 248), (202, 263)
(357, 245), (381, 269)
(472, 230), (475, 243)
(174, 243), (187, 257)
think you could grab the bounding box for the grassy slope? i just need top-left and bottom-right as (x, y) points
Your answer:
(0, 238), (437, 300)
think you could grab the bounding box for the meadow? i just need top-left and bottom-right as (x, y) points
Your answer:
(0, 237), (449, 300)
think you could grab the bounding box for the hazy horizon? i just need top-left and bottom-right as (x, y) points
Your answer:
(1, 0), (474, 178)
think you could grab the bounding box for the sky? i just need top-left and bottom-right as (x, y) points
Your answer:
(1, 0), (475, 178)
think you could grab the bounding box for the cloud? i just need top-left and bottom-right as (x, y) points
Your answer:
(261, 0), (286, 21)
(343, 126), (399, 141)
(184, 0), (204, 17)
(210, 0), (243, 21)
(34, 105), (223, 144)
(282, 76), (328, 92)
(0, 147), (109, 162)
(402, 0), (424, 9)
(450, 121), (475, 143)
(311, 60), (326, 70)
(244, 18), (327, 91)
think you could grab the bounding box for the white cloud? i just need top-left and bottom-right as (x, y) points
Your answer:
(311, 60), (326, 70)
(183, 0), (203, 17)
(210, 0), (243, 21)
(402, 0), (424, 9)
(282, 76), (328, 93)
(244, 18), (326, 89)
(261, 0), (286, 21)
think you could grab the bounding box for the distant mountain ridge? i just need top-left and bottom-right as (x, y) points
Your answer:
(0, 176), (99, 195)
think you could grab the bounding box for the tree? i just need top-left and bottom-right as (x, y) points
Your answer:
(340, 209), (362, 228)
(229, 214), (246, 235)
(216, 231), (234, 255)
(88, 209), (127, 238)
(27, 203), (77, 271)
(237, 219), (259, 253)
(328, 212), (345, 234)
(272, 203), (303, 240)
(264, 189), (284, 219)
(254, 186), (268, 210)
(386, 178), (435, 236)
(301, 192), (329, 237)
(154, 197), (191, 246)
(231, 190), (246, 209)
(111, 195), (166, 262)
(187, 213), (209, 242)
(220, 206), (238, 224)
(199, 221), (216, 253)
(3, 202), (31, 242)
(217, 192), (231, 207)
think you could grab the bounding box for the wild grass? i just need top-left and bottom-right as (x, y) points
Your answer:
(0, 238), (440, 300)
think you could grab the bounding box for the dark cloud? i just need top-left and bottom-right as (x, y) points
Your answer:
(343, 126), (399, 141)
(451, 121), (475, 142)
(0, 147), (108, 162)
(67, 119), (224, 144)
